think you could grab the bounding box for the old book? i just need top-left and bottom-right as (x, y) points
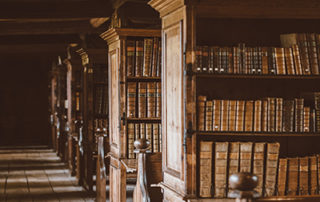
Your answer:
(202, 46), (209, 72)
(214, 142), (228, 198)
(307, 33), (319, 75)
(196, 46), (202, 72)
(198, 96), (207, 131)
(153, 123), (159, 153)
(143, 38), (153, 77)
(254, 100), (262, 132)
(135, 40), (144, 77)
(135, 123), (140, 140)
(138, 82), (147, 118)
(228, 100), (237, 131)
(146, 123), (152, 152)
(264, 142), (280, 197)
(212, 46), (220, 73)
(127, 123), (135, 159)
(244, 100), (254, 132)
(257, 47), (263, 74)
(277, 158), (288, 196)
(261, 47), (269, 75)
(151, 37), (159, 77)
(235, 100), (245, 131)
(253, 142), (265, 195)
(292, 44), (303, 75)
(284, 47), (295, 75)
(126, 40), (136, 77)
(228, 142), (240, 195)
(213, 100), (221, 131)
(239, 142), (253, 173)
(156, 82), (161, 118)
(220, 47), (227, 73)
(295, 98), (304, 132)
(147, 82), (156, 118)
(268, 48), (277, 75)
(156, 40), (162, 77)
(261, 99), (268, 132)
(275, 98), (283, 132)
(205, 100), (213, 131)
(208, 46), (214, 73)
(299, 157), (309, 195)
(221, 100), (229, 131)
(267, 98), (276, 132)
(282, 100), (294, 132)
(232, 46), (240, 74)
(275, 47), (286, 75)
(245, 47), (251, 74)
(140, 123), (146, 139)
(287, 158), (299, 196)
(239, 43), (246, 74)
(310, 156), (318, 195)
(303, 107), (310, 132)
(127, 82), (137, 118)
(159, 124), (162, 152)
(200, 141), (213, 197)
(227, 47), (233, 74)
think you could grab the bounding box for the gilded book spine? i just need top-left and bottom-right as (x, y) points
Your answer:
(147, 82), (156, 118)
(287, 158), (299, 196)
(239, 142), (253, 173)
(198, 96), (207, 131)
(254, 100), (262, 132)
(299, 157), (309, 195)
(277, 158), (288, 196)
(205, 100), (213, 131)
(214, 142), (229, 197)
(253, 143), (265, 195)
(135, 40), (144, 77)
(228, 100), (237, 131)
(127, 82), (137, 118)
(264, 143), (280, 197)
(244, 100), (254, 132)
(126, 40), (136, 76)
(138, 82), (147, 118)
(213, 100), (221, 131)
(221, 100), (229, 131)
(199, 141), (213, 197)
(235, 100), (245, 131)
(143, 38), (153, 77)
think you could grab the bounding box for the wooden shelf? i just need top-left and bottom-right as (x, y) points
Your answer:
(197, 131), (320, 137)
(126, 76), (161, 82)
(195, 73), (320, 80)
(127, 117), (161, 122)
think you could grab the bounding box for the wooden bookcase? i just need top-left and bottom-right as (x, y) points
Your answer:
(149, 0), (320, 201)
(100, 28), (161, 202)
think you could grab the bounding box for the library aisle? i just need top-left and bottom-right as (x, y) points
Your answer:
(0, 146), (95, 202)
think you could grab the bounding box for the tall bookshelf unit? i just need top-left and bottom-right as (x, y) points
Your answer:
(100, 28), (161, 202)
(149, 0), (320, 201)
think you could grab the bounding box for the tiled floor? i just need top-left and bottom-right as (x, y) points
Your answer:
(0, 146), (95, 202)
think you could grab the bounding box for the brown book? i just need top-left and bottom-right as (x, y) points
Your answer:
(146, 123), (152, 152)
(292, 44), (303, 75)
(127, 82), (137, 118)
(159, 124), (162, 152)
(126, 40), (136, 77)
(135, 40), (144, 77)
(228, 142), (240, 195)
(156, 82), (161, 118)
(156, 39), (162, 77)
(221, 100), (229, 131)
(228, 100), (237, 131)
(143, 38), (153, 77)
(153, 123), (159, 153)
(284, 47), (295, 75)
(253, 142), (265, 195)
(135, 123), (140, 140)
(147, 82), (156, 118)
(140, 123), (146, 139)
(214, 142), (228, 198)
(264, 142), (280, 197)
(236, 100), (245, 131)
(275, 47), (286, 75)
(232, 46), (240, 74)
(275, 98), (283, 132)
(307, 33), (319, 75)
(299, 157), (309, 195)
(267, 98), (276, 132)
(127, 123), (135, 159)
(244, 100), (254, 132)
(283, 100), (295, 132)
(310, 156), (318, 195)
(254, 100), (262, 132)
(277, 158), (288, 196)
(200, 141), (213, 197)
(205, 100), (213, 131)
(261, 99), (268, 132)
(202, 46), (209, 72)
(196, 46), (202, 72)
(213, 100), (221, 131)
(138, 82), (147, 118)
(303, 107), (310, 132)
(295, 98), (304, 132)
(287, 157), (299, 196)
(261, 47), (269, 75)
(227, 47), (233, 74)
(151, 37), (159, 77)
(198, 96), (207, 131)
(240, 142), (253, 173)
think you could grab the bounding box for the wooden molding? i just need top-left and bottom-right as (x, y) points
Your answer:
(76, 48), (108, 66)
(148, 0), (185, 18)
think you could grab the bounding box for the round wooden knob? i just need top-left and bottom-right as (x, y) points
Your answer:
(134, 138), (150, 150)
(229, 172), (258, 191)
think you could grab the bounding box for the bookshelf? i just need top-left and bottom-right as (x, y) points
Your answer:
(100, 27), (161, 202)
(149, 0), (320, 201)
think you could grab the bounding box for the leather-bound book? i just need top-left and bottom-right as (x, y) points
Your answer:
(196, 46), (202, 72)
(261, 99), (268, 132)
(254, 100), (262, 132)
(239, 142), (253, 173)
(257, 47), (263, 74)
(267, 98), (276, 132)
(227, 47), (233, 74)
(127, 82), (137, 118)
(213, 100), (221, 131)
(208, 46), (214, 73)
(202, 46), (209, 73)
(264, 142), (280, 197)
(299, 157), (309, 195)
(316, 34), (320, 75)
(127, 123), (135, 159)
(284, 47), (295, 75)
(228, 142), (240, 195)
(143, 38), (153, 77)
(138, 82), (147, 118)
(268, 48), (277, 75)
(303, 107), (310, 132)
(220, 47), (227, 73)
(275, 47), (286, 75)
(156, 82), (161, 118)
(245, 47), (251, 74)
(151, 37), (159, 77)
(239, 43), (246, 74)
(126, 40), (136, 77)
(228, 100), (237, 131)
(310, 156), (318, 195)
(282, 100), (294, 132)
(277, 158), (288, 196)
(236, 100), (245, 131)
(232, 46), (240, 74)
(135, 123), (140, 141)
(220, 100), (229, 131)
(253, 142), (265, 195)
(287, 158), (299, 196)
(159, 124), (162, 152)
(244, 100), (254, 132)
(275, 98), (283, 132)
(135, 40), (144, 77)
(261, 47), (269, 74)
(198, 96), (207, 131)
(152, 123), (159, 153)
(212, 46), (220, 73)
(146, 123), (152, 152)
(156, 39), (162, 77)
(295, 98), (304, 132)
(292, 44), (303, 75)
(205, 100), (213, 131)
(307, 33), (319, 75)
(140, 123), (146, 139)
(214, 142), (228, 198)
(147, 82), (156, 118)
(199, 141), (213, 197)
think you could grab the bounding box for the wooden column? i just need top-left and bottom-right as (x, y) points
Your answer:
(96, 130), (108, 202)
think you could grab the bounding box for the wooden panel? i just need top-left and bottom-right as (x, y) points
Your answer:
(109, 157), (127, 202)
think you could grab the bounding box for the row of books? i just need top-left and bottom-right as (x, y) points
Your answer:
(196, 33), (320, 75)
(197, 96), (320, 132)
(127, 82), (161, 118)
(94, 118), (108, 132)
(126, 37), (161, 77)
(94, 85), (108, 116)
(127, 123), (162, 159)
(199, 141), (280, 198)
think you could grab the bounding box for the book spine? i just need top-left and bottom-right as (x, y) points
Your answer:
(299, 157), (309, 195)
(275, 98), (283, 132)
(143, 38), (153, 77)
(244, 100), (254, 132)
(135, 123), (140, 141)
(126, 40), (136, 77)
(127, 82), (137, 118)
(151, 37), (159, 77)
(138, 82), (147, 118)
(157, 39), (162, 77)
(202, 46), (209, 73)
(156, 82), (161, 118)
(232, 47), (239, 74)
(310, 156), (318, 195)
(127, 123), (135, 159)
(227, 47), (233, 74)
(261, 47), (269, 74)
(209, 47), (214, 73)
(198, 96), (207, 131)
(253, 143), (265, 195)
(146, 123), (152, 152)
(282, 100), (294, 132)
(284, 47), (295, 75)
(153, 123), (159, 153)
(235, 100), (245, 131)
(221, 100), (230, 131)
(295, 98), (304, 132)
(205, 100), (213, 131)
(147, 82), (156, 118)
(196, 46), (202, 72)
(261, 99), (268, 132)
(228, 100), (237, 131)
(299, 33), (311, 75)
(135, 40), (144, 77)
(140, 123), (146, 139)
(228, 142), (240, 195)
(277, 158), (288, 196)
(159, 124), (162, 152)
(307, 33), (319, 75)
(267, 98), (276, 132)
(303, 107), (310, 132)
(239, 142), (253, 173)
(254, 100), (262, 132)
(287, 158), (299, 196)
(213, 100), (221, 131)
(264, 142), (280, 197)
(200, 141), (213, 197)
(292, 44), (303, 75)
(275, 47), (286, 75)
(214, 142), (229, 198)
